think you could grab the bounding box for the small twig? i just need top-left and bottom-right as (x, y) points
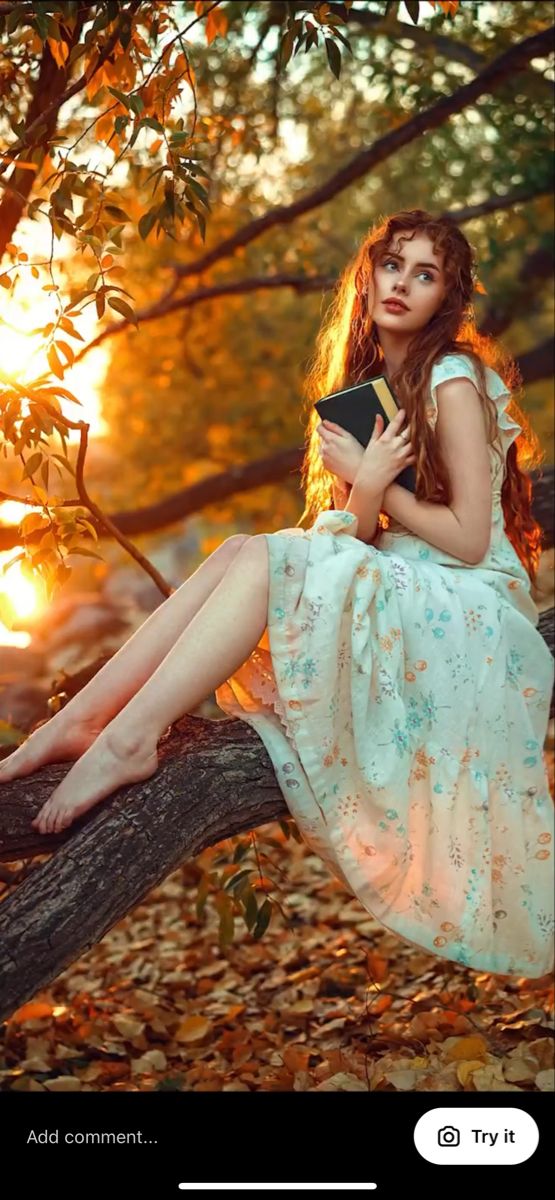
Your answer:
(73, 421), (174, 598)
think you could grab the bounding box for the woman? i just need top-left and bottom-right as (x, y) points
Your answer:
(1, 209), (553, 978)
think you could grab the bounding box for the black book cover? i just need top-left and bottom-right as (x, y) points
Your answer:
(314, 375), (417, 493)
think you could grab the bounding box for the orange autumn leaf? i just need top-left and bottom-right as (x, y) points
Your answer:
(456, 1059), (487, 1087)
(174, 1015), (213, 1043)
(47, 37), (69, 69)
(282, 1045), (311, 1073)
(444, 1034), (489, 1062)
(370, 993), (393, 1015)
(10, 1001), (55, 1023)
(366, 950), (389, 982)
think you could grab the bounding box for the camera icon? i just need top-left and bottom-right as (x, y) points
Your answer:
(438, 1126), (460, 1147)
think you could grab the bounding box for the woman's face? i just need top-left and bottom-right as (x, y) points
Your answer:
(368, 230), (448, 334)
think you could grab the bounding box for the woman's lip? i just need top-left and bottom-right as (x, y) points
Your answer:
(383, 300), (409, 311)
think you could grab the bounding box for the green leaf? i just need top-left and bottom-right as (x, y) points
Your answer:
(33, 10), (49, 39)
(405, 0), (420, 23)
(223, 868), (252, 892)
(106, 86), (131, 110)
(332, 29), (352, 53)
(243, 887), (258, 932)
(104, 205), (131, 223)
(186, 176), (210, 210)
(6, 6), (24, 35)
(114, 114), (129, 136)
(128, 94), (144, 116)
(139, 116), (164, 133)
(138, 208), (158, 240)
(325, 37), (341, 79)
(232, 840), (251, 864)
(252, 898), (272, 940)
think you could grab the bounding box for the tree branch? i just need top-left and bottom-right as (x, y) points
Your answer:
(163, 26), (554, 286)
(72, 272), (335, 363)
(71, 185), (552, 364)
(0, 470), (553, 1021)
(319, 1), (554, 95)
(515, 337), (555, 387)
(0, 446), (552, 554)
(480, 245), (554, 338)
(0, 2), (141, 185)
(0, 13), (86, 256)
(0, 714), (288, 1022)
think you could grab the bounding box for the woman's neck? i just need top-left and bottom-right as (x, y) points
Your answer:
(377, 328), (410, 378)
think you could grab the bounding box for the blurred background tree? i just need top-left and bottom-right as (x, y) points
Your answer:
(0, 0), (553, 625)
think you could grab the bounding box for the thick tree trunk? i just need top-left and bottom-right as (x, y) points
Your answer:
(0, 715), (287, 1023)
(0, 14), (85, 257)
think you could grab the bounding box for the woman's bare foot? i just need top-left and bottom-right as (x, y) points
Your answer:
(31, 727), (159, 835)
(0, 717), (103, 783)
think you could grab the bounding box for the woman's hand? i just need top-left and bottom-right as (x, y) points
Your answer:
(316, 419), (365, 487)
(355, 409), (416, 496)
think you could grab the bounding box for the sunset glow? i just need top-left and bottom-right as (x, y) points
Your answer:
(1, 223), (111, 646)
(0, 500), (45, 647)
(0, 215), (111, 439)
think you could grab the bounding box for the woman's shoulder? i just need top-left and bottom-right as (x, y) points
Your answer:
(427, 351), (520, 447)
(430, 351), (509, 399)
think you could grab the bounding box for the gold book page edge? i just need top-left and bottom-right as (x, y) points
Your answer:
(372, 378), (399, 423)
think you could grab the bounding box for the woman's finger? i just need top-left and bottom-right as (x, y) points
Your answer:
(370, 413), (383, 440)
(382, 409), (405, 440)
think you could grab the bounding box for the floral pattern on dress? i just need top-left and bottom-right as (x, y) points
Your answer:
(215, 356), (554, 978)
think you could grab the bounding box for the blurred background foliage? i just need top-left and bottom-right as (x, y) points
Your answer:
(0, 0), (553, 587)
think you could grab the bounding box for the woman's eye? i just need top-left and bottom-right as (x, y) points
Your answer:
(383, 260), (433, 282)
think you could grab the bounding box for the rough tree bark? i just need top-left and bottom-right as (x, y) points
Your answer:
(0, 716), (288, 1023)
(0, 476), (553, 1024)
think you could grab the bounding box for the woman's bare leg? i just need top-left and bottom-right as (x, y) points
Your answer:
(0, 534), (251, 781)
(33, 535), (270, 833)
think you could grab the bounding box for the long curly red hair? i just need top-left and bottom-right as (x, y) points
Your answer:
(295, 209), (545, 587)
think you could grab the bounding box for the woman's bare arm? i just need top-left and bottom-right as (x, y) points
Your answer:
(332, 479), (351, 509)
(382, 376), (492, 564)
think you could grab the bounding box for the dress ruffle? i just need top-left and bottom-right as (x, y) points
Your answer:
(429, 352), (522, 451)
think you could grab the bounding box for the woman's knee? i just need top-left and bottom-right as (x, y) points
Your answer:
(218, 533), (251, 565)
(233, 533), (269, 581)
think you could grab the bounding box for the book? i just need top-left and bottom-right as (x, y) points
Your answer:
(314, 375), (417, 494)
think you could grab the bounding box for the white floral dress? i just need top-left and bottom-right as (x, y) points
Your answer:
(215, 353), (554, 978)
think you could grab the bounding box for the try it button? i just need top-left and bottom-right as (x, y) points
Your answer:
(414, 1107), (539, 1165)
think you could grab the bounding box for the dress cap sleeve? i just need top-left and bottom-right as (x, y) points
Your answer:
(427, 352), (522, 449)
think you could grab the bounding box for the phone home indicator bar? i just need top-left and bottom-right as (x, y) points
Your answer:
(178, 1186), (377, 1192)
